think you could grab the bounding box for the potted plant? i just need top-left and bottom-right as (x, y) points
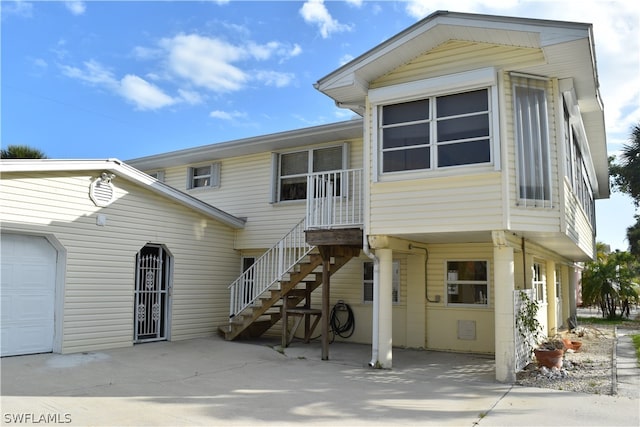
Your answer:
(534, 338), (565, 369)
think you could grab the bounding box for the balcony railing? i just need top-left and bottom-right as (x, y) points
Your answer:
(306, 168), (363, 229)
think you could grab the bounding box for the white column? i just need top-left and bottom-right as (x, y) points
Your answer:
(377, 248), (393, 368)
(493, 234), (516, 383)
(545, 260), (557, 335)
(568, 265), (578, 325)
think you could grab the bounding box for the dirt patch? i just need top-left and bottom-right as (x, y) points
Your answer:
(517, 326), (615, 395)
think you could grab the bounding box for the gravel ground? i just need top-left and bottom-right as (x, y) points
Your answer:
(516, 325), (616, 395)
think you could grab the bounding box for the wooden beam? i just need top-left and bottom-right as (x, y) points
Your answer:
(305, 228), (363, 246)
(321, 256), (330, 360)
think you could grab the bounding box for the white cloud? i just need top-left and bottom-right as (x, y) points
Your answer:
(339, 54), (354, 66)
(64, 0), (86, 16)
(59, 60), (118, 88)
(177, 89), (204, 105)
(1, 0), (33, 18)
(160, 33), (248, 92)
(254, 70), (295, 88)
(119, 75), (176, 110)
(158, 33), (297, 92)
(300, 0), (352, 39)
(345, 0), (363, 7)
(209, 110), (247, 120)
(59, 60), (177, 110)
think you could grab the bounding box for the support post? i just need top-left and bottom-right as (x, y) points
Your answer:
(546, 260), (557, 335)
(377, 248), (393, 368)
(493, 231), (516, 383)
(319, 246), (331, 361)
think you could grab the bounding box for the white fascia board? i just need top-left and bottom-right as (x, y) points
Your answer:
(126, 119), (363, 170)
(0, 159), (246, 229)
(369, 67), (497, 105)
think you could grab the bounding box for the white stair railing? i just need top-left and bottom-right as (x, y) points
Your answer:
(306, 168), (363, 229)
(228, 217), (314, 319)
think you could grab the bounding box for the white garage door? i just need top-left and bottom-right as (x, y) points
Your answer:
(1, 234), (57, 357)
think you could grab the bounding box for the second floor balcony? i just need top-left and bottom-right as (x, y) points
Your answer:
(305, 168), (363, 230)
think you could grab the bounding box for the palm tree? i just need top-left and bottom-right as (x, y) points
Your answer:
(0, 144), (47, 159)
(581, 243), (640, 319)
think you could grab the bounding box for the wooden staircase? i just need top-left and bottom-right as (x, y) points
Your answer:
(218, 246), (360, 341)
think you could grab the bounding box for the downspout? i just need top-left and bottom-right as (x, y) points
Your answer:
(359, 96), (379, 368)
(363, 235), (380, 368)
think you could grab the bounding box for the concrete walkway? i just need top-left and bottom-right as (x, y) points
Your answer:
(1, 334), (638, 426)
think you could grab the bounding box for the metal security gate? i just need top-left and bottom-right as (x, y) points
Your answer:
(134, 245), (171, 343)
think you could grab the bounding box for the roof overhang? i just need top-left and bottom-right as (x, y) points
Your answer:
(0, 159), (246, 229)
(127, 119), (363, 170)
(315, 10), (608, 199)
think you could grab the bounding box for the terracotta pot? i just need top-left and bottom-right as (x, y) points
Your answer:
(534, 348), (564, 369)
(562, 338), (582, 352)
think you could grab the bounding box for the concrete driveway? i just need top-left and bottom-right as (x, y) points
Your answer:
(1, 336), (638, 426)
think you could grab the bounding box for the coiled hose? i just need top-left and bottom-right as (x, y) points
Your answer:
(330, 301), (355, 340)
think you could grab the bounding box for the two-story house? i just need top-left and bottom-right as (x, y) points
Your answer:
(0, 11), (607, 383)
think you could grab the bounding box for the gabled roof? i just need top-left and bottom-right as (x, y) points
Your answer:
(315, 10), (608, 199)
(0, 159), (246, 229)
(127, 119), (363, 170)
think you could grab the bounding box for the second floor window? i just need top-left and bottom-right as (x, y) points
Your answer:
(513, 78), (551, 206)
(379, 88), (491, 173)
(187, 163), (220, 189)
(278, 145), (344, 201)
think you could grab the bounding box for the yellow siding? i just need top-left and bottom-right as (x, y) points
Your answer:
(370, 172), (504, 235)
(159, 138), (364, 249)
(563, 181), (595, 256)
(425, 243), (495, 353)
(372, 40), (544, 89)
(1, 172), (239, 353)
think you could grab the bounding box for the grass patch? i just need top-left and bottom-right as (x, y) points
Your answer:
(632, 334), (640, 367)
(577, 315), (640, 329)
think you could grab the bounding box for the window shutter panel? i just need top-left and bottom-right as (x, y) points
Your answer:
(210, 163), (221, 188)
(270, 153), (279, 203)
(187, 167), (194, 189)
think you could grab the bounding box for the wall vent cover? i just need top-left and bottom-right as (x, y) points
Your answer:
(89, 172), (116, 207)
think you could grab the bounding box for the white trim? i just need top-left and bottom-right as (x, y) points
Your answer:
(369, 67), (496, 105)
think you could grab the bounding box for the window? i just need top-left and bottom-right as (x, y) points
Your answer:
(363, 260), (399, 303)
(148, 170), (165, 182)
(379, 89), (491, 173)
(446, 261), (488, 306)
(513, 78), (551, 205)
(533, 262), (545, 302)
(563, 101), (595, 224)
(277, 145), (344, 201)
(187, 164), (220, 189)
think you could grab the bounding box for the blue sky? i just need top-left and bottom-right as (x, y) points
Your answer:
(2, 0), (639, 251)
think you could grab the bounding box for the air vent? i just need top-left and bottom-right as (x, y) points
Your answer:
(89, 172), (116, 207)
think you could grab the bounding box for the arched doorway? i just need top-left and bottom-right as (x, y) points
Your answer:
(134, 244), (172, 343)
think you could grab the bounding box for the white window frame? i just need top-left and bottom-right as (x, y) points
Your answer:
(363, 260), (399, 304)
(445, 260), (489, 307)
(187, 163), (220, 190)
(370, 67), (499, 182)
(148, 170), (165, 182)
(532, 261), (546, 303)
(274, 143), (348, 203)
(378, 89), (492, 174)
